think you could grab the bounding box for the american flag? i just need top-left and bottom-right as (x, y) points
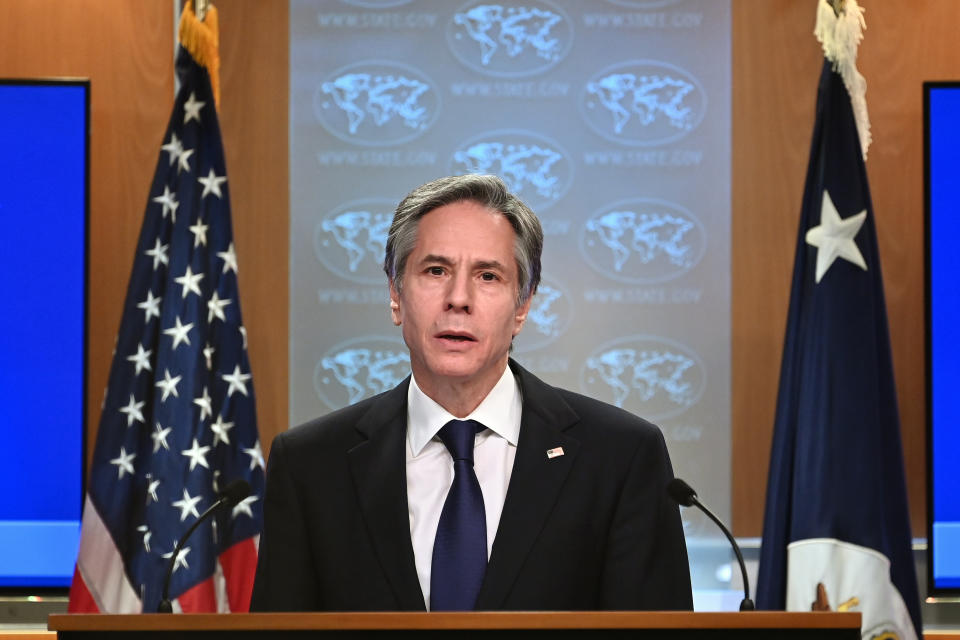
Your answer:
(67, 45), (263, 613)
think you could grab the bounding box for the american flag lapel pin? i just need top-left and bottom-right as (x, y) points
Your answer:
(546, 447), (564, 459)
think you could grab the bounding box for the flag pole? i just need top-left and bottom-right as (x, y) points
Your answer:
(179, 0), (220, 109)
(195, 0), (210, 22)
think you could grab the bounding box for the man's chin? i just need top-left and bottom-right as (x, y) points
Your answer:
(419, 354), (506, 385)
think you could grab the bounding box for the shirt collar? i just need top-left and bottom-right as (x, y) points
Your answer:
(407, 365), (522, 457)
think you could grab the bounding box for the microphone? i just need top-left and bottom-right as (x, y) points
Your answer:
(157, 479), (252, 613)
(667, 478), (755, 612)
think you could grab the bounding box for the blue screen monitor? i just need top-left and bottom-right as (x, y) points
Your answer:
(925, 81), (960, 596)
(0, 79), (88, 589)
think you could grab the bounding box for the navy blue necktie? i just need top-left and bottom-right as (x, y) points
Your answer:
(430, 419), (487, 611)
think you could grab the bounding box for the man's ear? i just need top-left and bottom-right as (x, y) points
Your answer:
(389, 281), (402, 326)
(512, 295), (533, 336)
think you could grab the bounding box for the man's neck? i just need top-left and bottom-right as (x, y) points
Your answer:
(413, 360), (510, 418)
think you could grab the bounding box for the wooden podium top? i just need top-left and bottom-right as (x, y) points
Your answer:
(49, 610), (861, 632)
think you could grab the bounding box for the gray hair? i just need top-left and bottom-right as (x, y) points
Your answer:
(383, 174), (543, 306)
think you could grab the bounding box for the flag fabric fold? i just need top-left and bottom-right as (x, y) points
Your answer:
(754, 7), (922, 638)
(68, 7), (263, 613)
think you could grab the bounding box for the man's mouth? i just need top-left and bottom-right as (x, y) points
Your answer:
(437, 332), (477, 342)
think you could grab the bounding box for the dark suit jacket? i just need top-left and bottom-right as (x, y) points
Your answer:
(251, 360), (692, 611)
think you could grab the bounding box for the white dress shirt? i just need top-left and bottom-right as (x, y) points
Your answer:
(405, 365), (521, 610)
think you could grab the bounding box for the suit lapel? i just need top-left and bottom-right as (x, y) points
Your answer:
(476, 362), (581, 609)
(346, 379), (426, 611)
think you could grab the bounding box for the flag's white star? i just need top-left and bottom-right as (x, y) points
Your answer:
(137, 290), (162, 323)
(232, 495), (258, 520)
(126, 343), (152, 376)
(805, 190), (868, 284)
(222, 365), (252, 397)
(217, 242), (238, 274)
(212, 470), (222, 493)
(152, 422), (172, 453)
(198, 168), (227, 199)
(137, 525), (152, 552)
(243, 440), (265, 472)
(145, 238), (170, 270)
(207, 291), (231, 323)
(163, 315), (194, 349)
(175, 265), (204, 299)
(183, 91), (205, 124)
(189, 217), (209, 248)
(161, 544), (191, 572)
(193, 386), (213, 421)
(146, 476), (161, 503)
(110, 447), (136, 478)
(203, 343), (215, 370)
(152, 185), (180, 222)
(178, 147), (195, 173)
(119, 394), (145, 427)
(172, 488), (202, 521)
(182, 438), (211, 472)
(210, 414), (234, 446)
(239, 326), (248, 350)
(161, 132), (183, 166)
(155, 368), (182, 403)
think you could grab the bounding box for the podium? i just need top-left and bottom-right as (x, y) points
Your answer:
(49, 611), (861, 639)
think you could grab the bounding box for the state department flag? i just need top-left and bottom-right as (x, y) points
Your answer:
(755, 4), (922, 638)
(68, 3), (264, 613)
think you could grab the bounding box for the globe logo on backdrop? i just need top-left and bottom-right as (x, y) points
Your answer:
(581, 60), (706, 146)
(580, 335), (705, 420)
(446, 1), (573, 77)
(513, 275), (573, 353)
(314, 61), (440, 146)
(315, 336), (410, 410)
(579, 198), (706, 284)
(314, 198), (394, 285)
(450, 129), (572, 211)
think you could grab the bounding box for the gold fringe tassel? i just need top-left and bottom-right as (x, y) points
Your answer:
(178, 0), (221, 109)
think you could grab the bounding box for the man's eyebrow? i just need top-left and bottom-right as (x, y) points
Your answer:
(418, 254), (454, 266)
(474, 260), (508, 272)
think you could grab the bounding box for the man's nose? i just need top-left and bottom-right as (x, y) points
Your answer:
(445, 271), (472, 312)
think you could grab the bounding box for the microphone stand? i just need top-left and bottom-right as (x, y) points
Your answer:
(157, 480), (250, 613)
(668, 478), (755, 611)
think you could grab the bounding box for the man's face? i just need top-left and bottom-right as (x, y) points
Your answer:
(390, 200), (531, 396)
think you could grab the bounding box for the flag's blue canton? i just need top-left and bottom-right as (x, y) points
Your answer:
(755, 60), (921, 635)
(87, 48), (263, 612)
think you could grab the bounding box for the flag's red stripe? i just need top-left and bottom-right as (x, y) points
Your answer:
(220, 537), (258, 612)
(67, 566), (100, 613)
(178, 576), (217, 612)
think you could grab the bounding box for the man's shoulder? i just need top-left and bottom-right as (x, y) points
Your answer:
(553, 385), (662, 439)
(277, 382), (407, 451)
(513, 361), (662, 443)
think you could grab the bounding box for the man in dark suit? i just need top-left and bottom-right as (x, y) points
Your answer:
(251, 174), (692, 611)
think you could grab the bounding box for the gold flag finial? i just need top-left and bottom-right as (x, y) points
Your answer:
(178, 0), (221, 108)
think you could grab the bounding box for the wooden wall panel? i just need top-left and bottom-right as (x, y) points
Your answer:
(732, 0), (960, 536)
(216, 0), (289, 461)
(0, 1), (175, 473)
(731, 0), (821, 536)
(0, 0), (289, 474)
